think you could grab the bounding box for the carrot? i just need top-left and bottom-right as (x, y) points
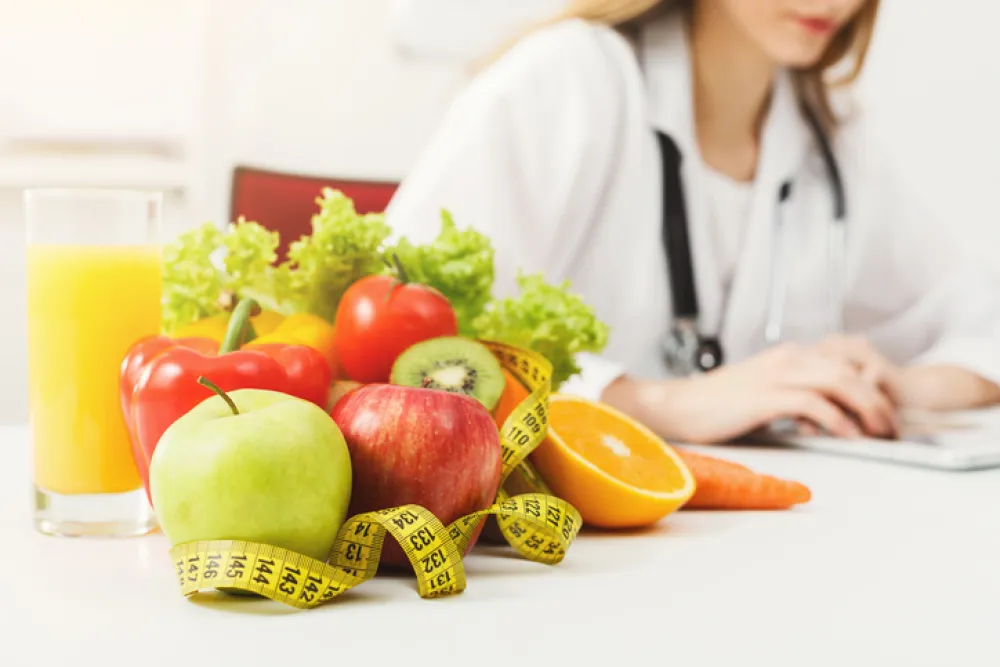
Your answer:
(675, 449), (812, 510)
(492, 368), (530, 428)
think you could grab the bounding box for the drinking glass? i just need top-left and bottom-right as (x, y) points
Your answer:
(25, 189), (163, 537)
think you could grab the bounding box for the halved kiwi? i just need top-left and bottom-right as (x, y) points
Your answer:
(390, 337), (505, 411)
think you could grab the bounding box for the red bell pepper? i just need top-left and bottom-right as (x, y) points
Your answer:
(119, 334), (218, 501)
(120, 298), (332, 504)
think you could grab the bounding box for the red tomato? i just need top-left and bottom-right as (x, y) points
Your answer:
(333, 274), (458, 383)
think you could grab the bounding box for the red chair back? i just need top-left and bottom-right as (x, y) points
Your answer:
(230, 165), (399, 262)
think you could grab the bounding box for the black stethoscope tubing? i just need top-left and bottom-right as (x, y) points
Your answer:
(657, 104), (847, 375)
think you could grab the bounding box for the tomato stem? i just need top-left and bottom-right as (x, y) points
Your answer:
(390, 254), (410, 285)
(198, 376), (240, 416)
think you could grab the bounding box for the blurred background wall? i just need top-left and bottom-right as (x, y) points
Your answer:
(0, 0), (997, 423)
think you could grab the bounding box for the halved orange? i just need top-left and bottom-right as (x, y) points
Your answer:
(530, 394), (696, 528)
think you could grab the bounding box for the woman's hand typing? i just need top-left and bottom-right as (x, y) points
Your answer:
(810, 334), (1000, 411)
(602, 341), (900, 444)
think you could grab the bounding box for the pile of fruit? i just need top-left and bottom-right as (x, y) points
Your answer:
(120, 189), (812, 605)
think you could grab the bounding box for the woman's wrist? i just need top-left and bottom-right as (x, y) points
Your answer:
(600, 374), (695, 439)
(899, 365), (1000, 411)
(600, 375), (652, 423)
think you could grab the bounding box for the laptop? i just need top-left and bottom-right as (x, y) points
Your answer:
(756, 408), (1000, 472)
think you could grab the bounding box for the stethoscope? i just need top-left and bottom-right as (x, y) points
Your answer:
(658, 104), (848, 377)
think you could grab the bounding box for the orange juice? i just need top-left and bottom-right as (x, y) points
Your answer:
(27, 244), (162, 495)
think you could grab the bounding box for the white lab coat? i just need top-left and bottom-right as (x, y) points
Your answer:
(385, 12), (1000, 401)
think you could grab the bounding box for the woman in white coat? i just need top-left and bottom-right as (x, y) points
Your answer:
(385, 0), (1000, 444)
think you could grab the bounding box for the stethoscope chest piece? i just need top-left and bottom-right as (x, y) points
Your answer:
(661, 318), (724, 375)
(694, 335), (723, 372)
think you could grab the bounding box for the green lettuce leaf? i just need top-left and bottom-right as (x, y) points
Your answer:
(161, 219), (280, 334)
(160, 189), (390, 331)
(387, 210), (495, 336)
(472, 273), (610, 389)
(160, 191), (612, 390)
(276, 188), (393, 322)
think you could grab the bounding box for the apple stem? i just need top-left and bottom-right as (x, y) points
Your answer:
(220, 297), (259, 353)
(198, 376), (240, 416)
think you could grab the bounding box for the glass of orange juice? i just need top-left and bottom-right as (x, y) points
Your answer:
(25, 189), (163, 537)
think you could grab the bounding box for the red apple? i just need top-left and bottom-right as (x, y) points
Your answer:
(330, 383), (502, 570)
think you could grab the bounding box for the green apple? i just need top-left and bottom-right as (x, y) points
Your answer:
(150, 382), (352, 562)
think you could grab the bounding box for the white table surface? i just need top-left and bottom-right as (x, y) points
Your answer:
(2, 423), (999, 667)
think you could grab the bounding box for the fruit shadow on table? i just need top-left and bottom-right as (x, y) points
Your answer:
(185, 585), (400, 615)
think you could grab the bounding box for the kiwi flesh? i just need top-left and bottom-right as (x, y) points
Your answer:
(391, 337), (506, 411)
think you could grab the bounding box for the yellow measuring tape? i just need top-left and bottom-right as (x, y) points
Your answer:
(170, 341), (582, 607)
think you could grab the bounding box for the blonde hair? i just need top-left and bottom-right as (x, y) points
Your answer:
(494, 0), (881, 131)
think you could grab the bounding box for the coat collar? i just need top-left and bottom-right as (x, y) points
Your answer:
(637, 11), (822, 357)
(638, 11), (814, 187)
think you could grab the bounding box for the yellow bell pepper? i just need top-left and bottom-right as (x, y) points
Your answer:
(251, 309), (285, 336)
(246, 312), (340, 377)
(172, 314), (229, 342)
(173, 309), (287, 343)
